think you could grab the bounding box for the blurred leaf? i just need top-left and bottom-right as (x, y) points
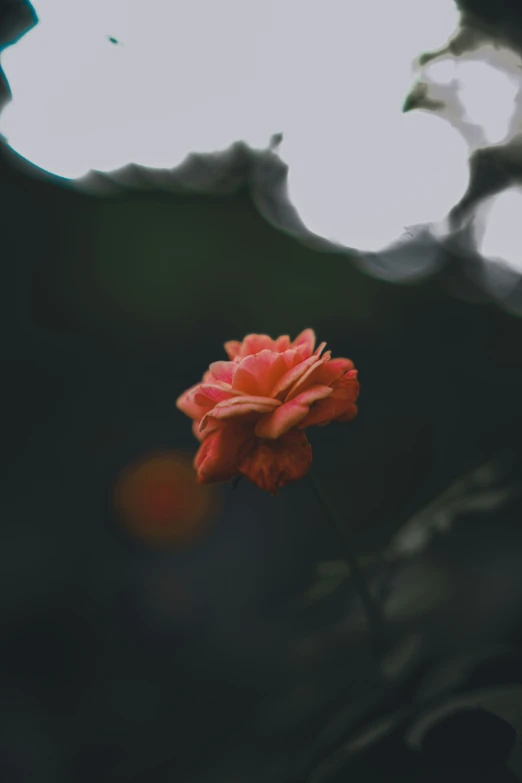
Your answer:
(379, 633), (423, 683)
(305, 555), (380, 603)
(383, 560), (451, 622)
(387, 454), (520, 558)
(416, 644), (522, 704)
(405, 685), (522, 779)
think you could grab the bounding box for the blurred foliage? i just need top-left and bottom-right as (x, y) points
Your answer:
(305, 556), (379, 603)
(23, 172), (407, 348)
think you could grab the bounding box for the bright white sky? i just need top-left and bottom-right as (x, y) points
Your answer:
(1, 0), (522, 260)
(474, 187), (522, 276)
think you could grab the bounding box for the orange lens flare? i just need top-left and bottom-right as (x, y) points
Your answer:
(113, 451), (216, 545)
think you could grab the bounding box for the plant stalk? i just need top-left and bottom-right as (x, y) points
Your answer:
(308, 470), (388, 659)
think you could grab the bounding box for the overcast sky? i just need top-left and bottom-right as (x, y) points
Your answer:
(1, 0), (522, 267)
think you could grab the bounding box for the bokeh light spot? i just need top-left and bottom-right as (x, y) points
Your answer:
(113, 451), (217, 545)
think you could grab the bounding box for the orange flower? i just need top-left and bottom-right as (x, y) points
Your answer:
(176, 329), (359, 494)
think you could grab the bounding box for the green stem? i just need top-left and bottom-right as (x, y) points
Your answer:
(307, 470), (388, 659)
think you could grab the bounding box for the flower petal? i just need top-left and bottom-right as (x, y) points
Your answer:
(204, 361), (237, 385)
(255, 385), (332, 439)
(299, 370), (360, 428)
(192, 418), (219, 442)
(274, 334), (291, 352)
(313, 357), (354, 384)
(286, 355), (354, 400)
(270, 353), (323, 399)
(194, 421), (256, 484)
(238, 429), (312, 495)
(226, 332), (313, 363)
(193, 384), (244, 407)
(291, 328), (316, 357)
(284, 352), (331, 401)
(224, 340), (242, 361)
(176, 384), (213, 421)
(336, 404), (358, 422)
(227, 334), (278, 361)
(232, 350), (292, 397)
(199, 394), (281, 432)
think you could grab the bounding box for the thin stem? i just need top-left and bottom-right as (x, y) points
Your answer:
(307, 470), (388, 658)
